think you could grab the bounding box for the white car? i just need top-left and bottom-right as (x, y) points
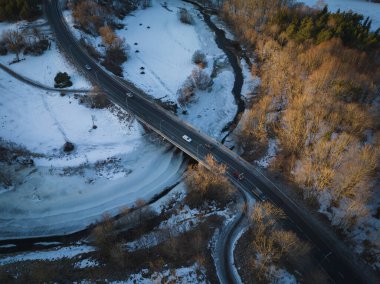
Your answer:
(126, 92), (133, 98)
(182, 135), (192, 142)
(85, 64), (91, 70)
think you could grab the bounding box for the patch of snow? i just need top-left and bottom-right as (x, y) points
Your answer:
(149, 182), (187, 214)
(240, 59), (260, 99)
(75, 258), (99, 269)
(298, 0), (380, 30)
(128, 203), (231, 252)
(0, 245), (95, 266)
(111, 263), (207, 284)
(210, 15), (236, 40)
(269, 267), (298, 284)
(255, 139), (277, 168)
(0, 244), (16, 249)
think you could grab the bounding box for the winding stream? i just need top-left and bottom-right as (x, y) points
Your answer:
(183, 0), (246, 144)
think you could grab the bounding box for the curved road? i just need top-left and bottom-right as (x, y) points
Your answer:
(0, 62), (90, 93)
(44, 1), (378, 283)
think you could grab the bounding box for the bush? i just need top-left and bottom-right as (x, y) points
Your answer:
(23, 39), (49, 56)
(177, 78), (195, 107)
(141, 0), (152, 9)
(192, 50), (207, 67)
(79, 37), (101, 60)
(185, 155), (234, 207)
(54, 72), (73, 88)
(178, 8), (193, 24)
(89, 92), (111, 109)
(63, 142), (74, 152)
(177, 68), (212, 106)
(101, 45), (127, 76)
(0, 42), (7, 55)
(190, 68), (212, 90)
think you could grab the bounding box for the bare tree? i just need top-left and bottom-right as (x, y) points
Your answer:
(3, 29), (24, 61)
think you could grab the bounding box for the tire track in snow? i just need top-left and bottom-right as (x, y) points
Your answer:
(40, 94), (69, 142)
(134, 54), (176, 99)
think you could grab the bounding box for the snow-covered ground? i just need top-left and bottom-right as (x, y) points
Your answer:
(0, 16), (186, 239)
(0, 66), (185, 239)
(299, 0), (380, 30)
(0, 19), (90, 89)
(119, 0), (237, 139)
(0, 245), (95, 265)
(127, 200), (233, 252)
(121, 264), (207, 284)
(63, 0), (238, 140)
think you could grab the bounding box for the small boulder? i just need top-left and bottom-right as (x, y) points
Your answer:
(63, 142), (75, 152)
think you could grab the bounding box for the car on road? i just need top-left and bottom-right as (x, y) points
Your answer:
(126, 92), (133, 98)
(182, 135), (192, 142)
(253, 187), (267, 201)
(233, 171), (245, 181)
(205, 143), (213, 150)
(85, 64), (91, 70)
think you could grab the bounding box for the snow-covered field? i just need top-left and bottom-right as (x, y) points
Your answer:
(63, 0), (238, 139)
(299, 0), (380, 30)
(0, 20), (90, 89)
(0, 66), (185, 239)
(0, 16), (186, 239)
(119, 0), (237, 139)
(0, 0), (245, 243)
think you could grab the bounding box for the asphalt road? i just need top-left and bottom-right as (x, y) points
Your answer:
(44, 1), (378, 283)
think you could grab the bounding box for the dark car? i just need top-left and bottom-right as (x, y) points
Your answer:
(233, 171), (244, 181)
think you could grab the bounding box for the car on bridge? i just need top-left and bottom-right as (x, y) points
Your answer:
(233, 171), (245, 181)
(205, 143), (213, 150)
(182, 135), (192, 143)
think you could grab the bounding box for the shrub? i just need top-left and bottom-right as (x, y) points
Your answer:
(101, 43), (127, 76)
(89, 93), (110, 109)
(101, 59), (123, 77)
(0, 42), (7, 55)
(2, 29), (25, 61)
(63, 141), (74, 152)
(79, 37), (101, 60)
(141, 0), (152, 9)
(190, 68), (212, 90)
(23, 39), (49, 56)
(54, 72), (73, 88)
(192, 50), (207, 67)
(178, 8), (193, 25)
(177, 78), (195, 107)
(185, 155), (234, 207)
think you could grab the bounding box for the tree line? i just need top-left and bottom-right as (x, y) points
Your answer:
(0, 0), (41, 21)
(221, 0), (380, 264)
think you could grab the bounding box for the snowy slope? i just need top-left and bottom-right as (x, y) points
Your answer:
(0, 20), (90, 89)
(299, 0), (380, 30)
(0, 67), (185, 239)
(117, 0), (237, 139)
